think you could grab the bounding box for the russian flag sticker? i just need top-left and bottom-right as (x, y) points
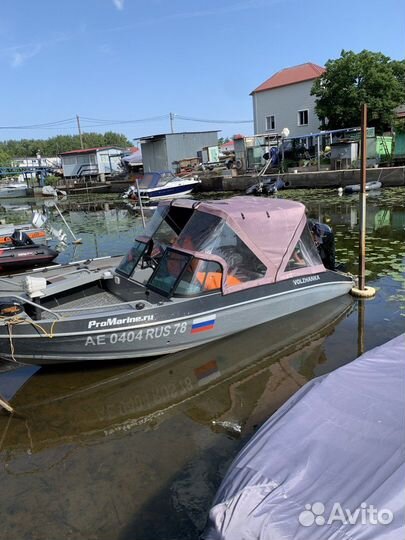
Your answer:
(191, 314), (216, 334)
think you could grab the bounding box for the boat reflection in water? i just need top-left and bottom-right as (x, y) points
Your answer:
(0, 295), (354, 540)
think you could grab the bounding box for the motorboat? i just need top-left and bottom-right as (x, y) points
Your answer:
(0, 196), (354, 364)
(246, 176), (286, 196)
(204, 333), (405, 540)
(0, 230), (58, 272)
(344, 180), (382, 194)
(122, 171), (200, 202)
(0, 182), (28, 199)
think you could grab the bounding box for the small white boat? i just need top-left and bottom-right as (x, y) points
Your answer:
(0, 182), (28, 199)
(41, 185), (67, 198)
(122, 171), (200, 201)
(344, 180), (382, 194)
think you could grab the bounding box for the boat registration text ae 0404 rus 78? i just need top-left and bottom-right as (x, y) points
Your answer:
(85, 322), (189, 347)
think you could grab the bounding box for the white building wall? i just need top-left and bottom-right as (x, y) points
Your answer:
(252, 79), (321, 138)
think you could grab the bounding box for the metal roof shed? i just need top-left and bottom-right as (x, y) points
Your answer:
(139, 131), (219, 173)
(60, 146), (125, 179)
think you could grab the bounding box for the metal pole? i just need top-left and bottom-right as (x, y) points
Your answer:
(281, 141), (285, 173)
(358, 103), (367, 291)
(357, 299), (365, 357)
(170, 112), (174, 134)
(135, 178), (146, 228)
(317, 136), (321, 171)
(53, 202), (82, 244)
(0, 394), (14, 413)
(76, 115), (84, 149)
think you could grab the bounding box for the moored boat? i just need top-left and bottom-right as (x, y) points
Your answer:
(0, 224), (47, 245)
(0, 182), (28, 199)
(344, 180), (382, 193)
(0, 196), (354, 364)
(0, 230), (58, 272)
(122, 171), (200, 201)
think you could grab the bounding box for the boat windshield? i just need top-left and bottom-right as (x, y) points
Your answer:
(136, 204), (193, 252)
(116, 240), (148, 277)
(147, 248), (227, 297)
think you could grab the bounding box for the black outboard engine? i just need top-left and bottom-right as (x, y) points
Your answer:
(309, 221), (336, 271)
(11, 230), (35, 247)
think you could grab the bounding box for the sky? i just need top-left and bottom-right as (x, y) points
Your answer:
(0, 0), (403, 145)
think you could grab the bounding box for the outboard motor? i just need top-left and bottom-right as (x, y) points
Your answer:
(11, 230), (35, 247)
(309, 221), (336, 271)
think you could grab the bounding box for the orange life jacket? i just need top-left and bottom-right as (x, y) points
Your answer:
(196, 271), (241, 290)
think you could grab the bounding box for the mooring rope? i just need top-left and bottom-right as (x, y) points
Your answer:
(0, 315), (59, 363)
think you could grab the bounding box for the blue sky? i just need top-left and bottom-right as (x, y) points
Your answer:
(0, 0), (403, 143)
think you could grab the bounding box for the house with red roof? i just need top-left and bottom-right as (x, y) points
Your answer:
(251, 63), (325, 138)
(60, 146), (125, 180)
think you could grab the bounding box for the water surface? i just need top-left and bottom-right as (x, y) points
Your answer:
(0, 188), (404, 539)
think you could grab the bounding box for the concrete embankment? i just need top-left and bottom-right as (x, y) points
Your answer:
(200, 166), (405, 192)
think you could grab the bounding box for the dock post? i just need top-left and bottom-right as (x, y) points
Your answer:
(351, 103), (376, 299)
(358, 104), (367, 290)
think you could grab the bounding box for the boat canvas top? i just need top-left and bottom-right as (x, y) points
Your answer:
(137, 171), (179, 189)
(136, 196), (325, 294)
(204, 333), (405, 539)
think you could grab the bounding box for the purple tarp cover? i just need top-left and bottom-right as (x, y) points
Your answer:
(203, 333), (405, 540)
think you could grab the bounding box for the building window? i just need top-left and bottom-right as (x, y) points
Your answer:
(298, 109), (309, 126)
(265, 115), (275, 131)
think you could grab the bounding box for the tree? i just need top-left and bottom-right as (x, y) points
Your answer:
(311, 50), (405, 133)
(0, 148), (11, 166)
(0, 132), (133, 158)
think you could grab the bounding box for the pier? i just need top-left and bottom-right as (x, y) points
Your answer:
(200, 165), (405, 192)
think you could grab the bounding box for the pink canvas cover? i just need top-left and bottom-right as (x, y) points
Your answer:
(161, 197), (326, 293)
(173, 197), (325, 278)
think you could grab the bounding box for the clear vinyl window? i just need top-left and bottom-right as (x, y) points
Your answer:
(286, 224), (322, 271)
